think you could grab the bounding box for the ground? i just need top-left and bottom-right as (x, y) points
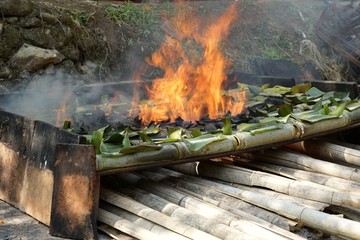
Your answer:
(2, 0), (342, 90)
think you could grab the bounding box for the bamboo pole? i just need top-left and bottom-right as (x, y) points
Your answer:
(161, 166), (329, 210)
(164, 165), (360, 239)
(97, 224), (136, 240)
(286, 139), (360, 167)
(235, 160), (360, 195)
(138, 170), (308, 240)
(100, 188), (220, 240)
(139, 170), (297, 230)
(108, 184), (254, 240)
(100, 201), (190, 240)
(98, 209), (160, 240)
(196, 162), (360, 208)
(241, 149), (360, 182)
(131, 179), (290, 240)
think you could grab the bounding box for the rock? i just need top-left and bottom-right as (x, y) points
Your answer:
(9, 44), (65, 72)
(0, 63), (12, 80)
(39, 12), (58, 25)
(18, 16), (41, 28)
(60, 44), (80, 62)
(5, 17), (19, 24)
(0, 0), (33, 17)
(0, 24), (21, 59)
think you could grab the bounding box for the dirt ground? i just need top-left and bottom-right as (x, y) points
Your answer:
(30, 0), (331, 82)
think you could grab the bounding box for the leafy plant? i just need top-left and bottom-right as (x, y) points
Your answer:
(105, 2), (160, 46)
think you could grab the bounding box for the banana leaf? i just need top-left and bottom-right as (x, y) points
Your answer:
(183, 134), (226, 151)
(120, 144), (162, 154)
(346, 101), (360, 111)
(222, 116), (232, 135)
(138, 130), (153, 143)
(291, 82), (312, 94)
(91, 130), (104, 154)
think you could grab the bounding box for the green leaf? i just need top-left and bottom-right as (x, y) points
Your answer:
(100, 142), (122, 155)
(104, 132), (124, 144)
(248, 85), (261, 96)
(222, 116), (232, 135)
(120, 144), (162, 154)
(138, 130), (153, 143)
(91, 130), (104, 154)
(346, 101), (360, 111)
(184, 134), (225, 152)
(320, 104), (331, 115)
(190, 128), (202, 138)
(250, 125), (280, 135)
(311, 96), (323, 111)
(291, 83), (312, 94)
(331, 102), (347, 117)
(278, 104), (292, 117)
(122, 130), (131, 148)
(237, 122), (261, 131)
(306, 87), (324, 98)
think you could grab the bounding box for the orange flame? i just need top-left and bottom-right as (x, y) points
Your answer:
(55, 88), (72, 127)
(138, 2), (245, 124)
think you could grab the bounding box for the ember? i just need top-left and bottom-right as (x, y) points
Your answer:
(137, 2), (246, 124)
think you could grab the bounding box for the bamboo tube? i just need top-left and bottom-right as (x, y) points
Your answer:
(197, 162), (360, 208)
(130, 179), (290, 240)
(139, 170), (297, 230)
(236, 160), (360, 195)
(161, 166), (329, 210)
(162, 166), (360, 239)
(138, 171), (308, 240)
(100, 188), (220, 240)
(297, 116), (350, 137)
(111, 184), (253, 240)
(97, 224), (136, 240)
(327, 205), (360, 222)
(286, 140), (360, 167)
(98, 209), (160, 240)
(100, 201), (190, 240)
(241, 149), (360, 182)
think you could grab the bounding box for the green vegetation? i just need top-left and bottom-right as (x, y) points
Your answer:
(105, 1), (160, 47)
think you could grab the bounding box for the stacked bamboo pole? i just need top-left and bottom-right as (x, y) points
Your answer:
(286, 139), (360, 167)
(241, 149), (360, 182)
(97, 139), (360, 239)
(165, 162), (360, 239)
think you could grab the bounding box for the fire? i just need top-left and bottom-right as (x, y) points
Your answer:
(55, 88), (72, 127)
(138, 2), (246, 124)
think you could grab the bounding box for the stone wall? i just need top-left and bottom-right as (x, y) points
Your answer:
(0, 0), (107, 92)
